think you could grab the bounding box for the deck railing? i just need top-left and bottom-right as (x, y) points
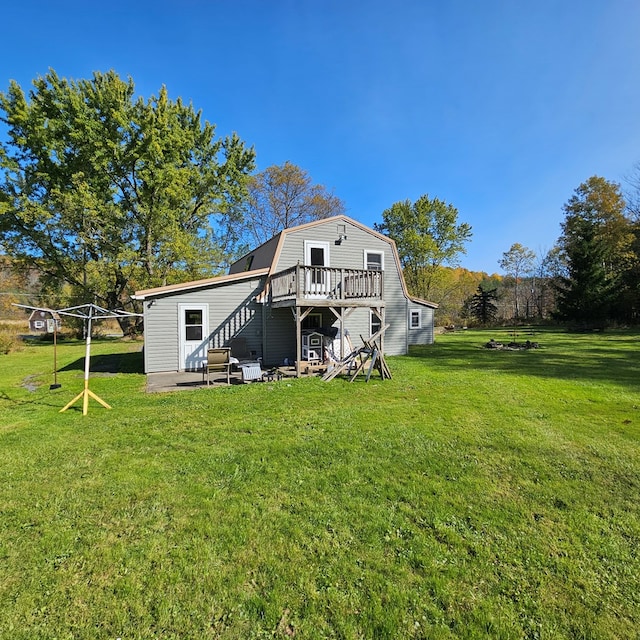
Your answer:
(269, 264), (383, 303)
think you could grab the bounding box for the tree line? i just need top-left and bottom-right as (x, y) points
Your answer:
(467, 176), (639, 328)
(1, 70), (638, 331)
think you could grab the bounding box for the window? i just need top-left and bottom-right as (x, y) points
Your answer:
(184, 309), (204, 341)
(370, 310), (382, 337)
(244, 255), (254, 271)
(409, 309), (422, 329)
(364, 250), (384, 271)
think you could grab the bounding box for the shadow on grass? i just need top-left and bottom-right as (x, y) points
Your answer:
(0, 390), (65, 409)
(59, 351), (144, 375)
(408, 330), (640, 390)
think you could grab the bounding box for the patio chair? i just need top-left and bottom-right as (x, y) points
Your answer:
(204, 347), (231, 386)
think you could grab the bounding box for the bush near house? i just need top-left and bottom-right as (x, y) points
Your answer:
(0, 330), (638, 639)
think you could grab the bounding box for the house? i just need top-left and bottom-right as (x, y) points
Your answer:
(134, 215), (437, 375)
(28, 309), (62, 333)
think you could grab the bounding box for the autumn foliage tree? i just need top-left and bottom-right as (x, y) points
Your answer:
(235, 161), (346, 247)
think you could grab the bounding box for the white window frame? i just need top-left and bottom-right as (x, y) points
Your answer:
(370, 310), (382, 337)
(363, 250), (384, 271)
(409, 309), (422, 329)
(304, 240), (330, 296)
(178, 303), (209, 371)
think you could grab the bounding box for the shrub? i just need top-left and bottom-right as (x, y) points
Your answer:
(0, 324), (23, 354)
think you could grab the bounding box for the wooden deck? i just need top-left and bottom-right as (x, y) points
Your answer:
(269, 265), (384, 308)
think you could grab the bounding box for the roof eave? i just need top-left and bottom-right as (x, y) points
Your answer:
(134, 268), (270, 299)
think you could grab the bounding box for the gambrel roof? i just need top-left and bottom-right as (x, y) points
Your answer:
(134, 214), (437, 308)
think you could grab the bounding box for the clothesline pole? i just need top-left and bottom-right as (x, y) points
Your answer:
(60, 307), (112, 416)
(15, 302), (141, 416)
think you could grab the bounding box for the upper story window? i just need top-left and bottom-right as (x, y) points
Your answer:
(364, 250), (384, 271)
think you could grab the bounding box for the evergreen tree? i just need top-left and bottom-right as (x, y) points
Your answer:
(465, 286), (498, 325)
(556, 176), (634, 326)
(555, 217), (614, 326)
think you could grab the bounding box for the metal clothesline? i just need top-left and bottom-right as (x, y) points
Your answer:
(14, 303), (141, 415)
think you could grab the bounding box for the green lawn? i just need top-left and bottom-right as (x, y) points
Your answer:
(1, 329), (639, 639)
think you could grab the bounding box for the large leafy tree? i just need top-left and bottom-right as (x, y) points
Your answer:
(374, 194), (472, 301)
(0, 70), (255, 321)
(235, 161), (345, 247)
(555, 176), (634, 325)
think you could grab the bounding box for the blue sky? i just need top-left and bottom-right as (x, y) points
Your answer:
(2, 0), (640, 273)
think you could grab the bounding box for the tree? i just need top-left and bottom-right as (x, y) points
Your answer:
(425, 266), (486, 326)
(0, 70), (255, 325)
(499, 243), (535, 320)
(533, 246), (564, 319)
(464, 285), (498, 325)
(374, 194), (472, 301)
(235, 161), (345, 247)
(555, 176), (634, 325)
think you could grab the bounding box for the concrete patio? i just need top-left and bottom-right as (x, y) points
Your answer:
(145, 365), (302, 393)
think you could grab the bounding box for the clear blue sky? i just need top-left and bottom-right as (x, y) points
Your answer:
(2, 0), (640, 273)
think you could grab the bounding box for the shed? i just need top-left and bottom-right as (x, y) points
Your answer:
(28, 309), (62, 333)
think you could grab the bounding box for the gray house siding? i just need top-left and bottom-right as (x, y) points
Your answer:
(263, 307), (297, 366)
(138, 215), (436, 374)
(274, 219), (414, 355)
(143, 276), (265, 373)
(407, 303), (435, 345)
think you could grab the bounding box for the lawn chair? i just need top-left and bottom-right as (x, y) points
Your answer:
(204, 347), (231, 386)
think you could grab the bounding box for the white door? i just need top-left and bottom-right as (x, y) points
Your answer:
(179, 304), (209, 371)
(304, 241), (330, 297)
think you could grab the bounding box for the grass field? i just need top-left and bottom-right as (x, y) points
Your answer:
(0, 328), (639, 639)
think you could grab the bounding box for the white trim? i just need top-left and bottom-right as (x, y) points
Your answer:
(304, 240), (330, 267)
(178, 303), (209, 371)
(363, 249), (384, 271)
(409, 309), (422, 329)
(304, 240), (330, 296)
